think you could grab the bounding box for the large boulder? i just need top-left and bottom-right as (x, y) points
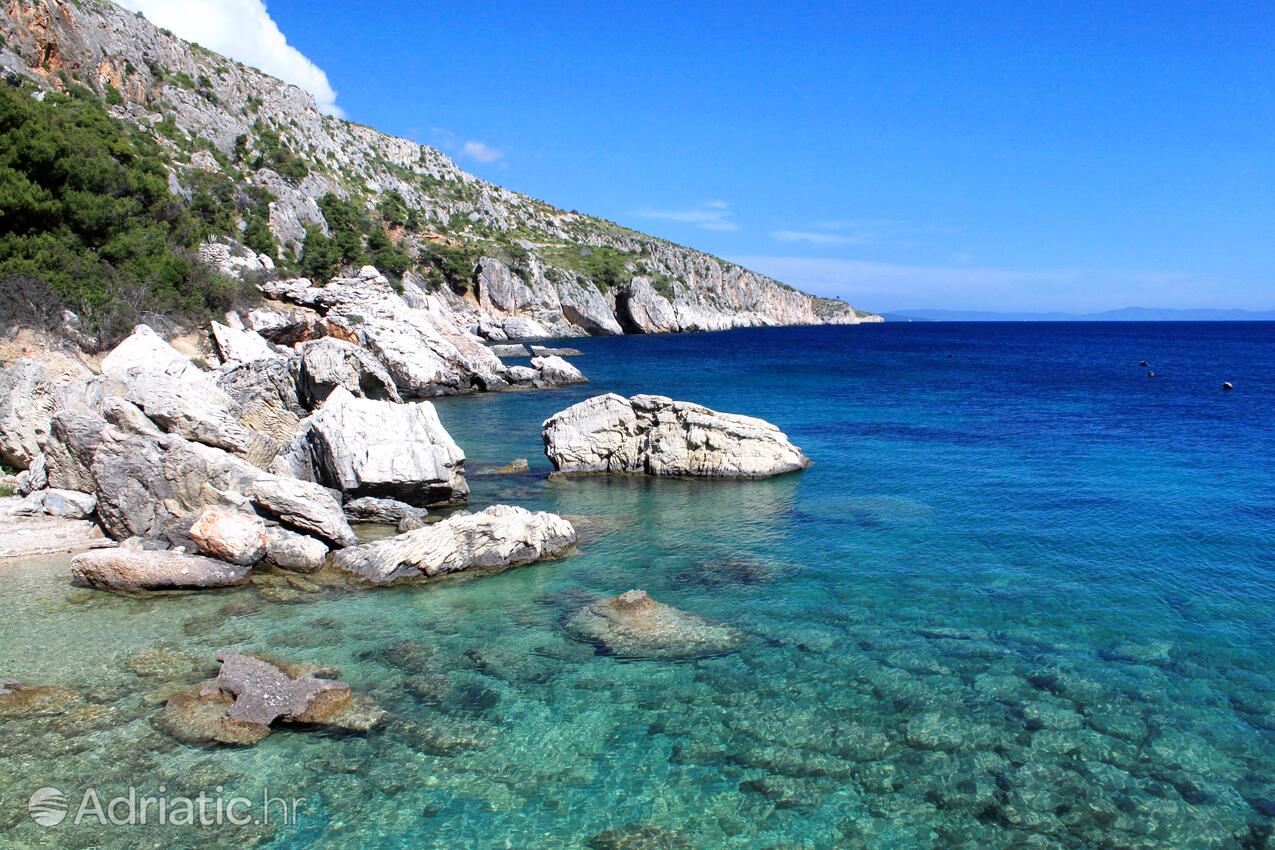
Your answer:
(332, 505), (575, 586)
(123, 370), (257, 456)
(563, 589), (744, 659)
(71, 548), (253, 591)
(542, 393), (810, 478)
(264, 526), (329, 573)
(0, 359), (62, 469)
(531, 355), (587, 386)
(617, 278), (679, 334)
(215, 356), (305, 448)
(297, 337), (402, 408)
(276, 388), (467, 507)
(188, 508), (268, 566)
(501, 315), (551, 340)
(343, 496), (429, 526)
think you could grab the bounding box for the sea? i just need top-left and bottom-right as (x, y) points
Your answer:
(1, 321), (1272, 849)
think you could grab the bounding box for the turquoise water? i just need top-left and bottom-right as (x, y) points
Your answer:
(1, 322), (1273, 848)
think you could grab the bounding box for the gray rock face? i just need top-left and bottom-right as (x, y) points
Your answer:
(489, 344), (530, 358)
(265, 526), (329, 572)
(563, 589), (744, 659)
(530, 345), (584, 357)
(530, 355), (587, 386)
(297, 337), (402, 408)
(70, 548), (252, 591)
(501, 315), (552, 340)
(542, 393), (811, 478)
(0, 359), (62, 469)
(333, 505), (575, 585)
(18, 488), (98, 519)
(617, 278), (680, 334)
(123, 370), (257, 455)
(188, 508), (268, 566)
(214, 356), (305, 448)
(343, 496), (429, 525)
(44, 401), (355, 547)
(277, 388), (467, 507)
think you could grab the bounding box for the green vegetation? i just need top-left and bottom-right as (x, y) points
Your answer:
(418, 241), (483, 293)
(0, 80), (258, 347)
(540, 245), (636, 292)
(300, 193), (411, 282)
(248, 119), (308, 182)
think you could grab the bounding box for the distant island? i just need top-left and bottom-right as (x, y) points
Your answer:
(883, 307), (1275, 322)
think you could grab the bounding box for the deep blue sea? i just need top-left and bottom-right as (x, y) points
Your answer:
(1, 322), (1273, 849)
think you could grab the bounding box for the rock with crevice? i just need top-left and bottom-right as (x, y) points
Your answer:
(542, 393), (810, 478)
(297, 337), (402, 408)
(343, 495), (429, 525)
(333, 505), (575, 585)
(564, 589), (744, 659)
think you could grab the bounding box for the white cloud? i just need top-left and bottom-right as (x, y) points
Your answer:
(730, 255), (1216, 314)
(771, 219), (951, 249)
(637, 200), (739, 232)
(459, 140), (505, 164)
(114, 0), (342, 116)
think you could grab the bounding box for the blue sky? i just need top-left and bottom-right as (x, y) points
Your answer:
(136, 1), (1275, 313)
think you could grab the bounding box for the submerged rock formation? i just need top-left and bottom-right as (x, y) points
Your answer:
(542, 394), (810, 478)
(333, 505), (576, 586)
(158, 652), (382, 745)
(564, 589), (745, 659)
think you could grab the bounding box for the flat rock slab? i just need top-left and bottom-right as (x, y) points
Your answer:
(529, 345), (584, 357)
(70, 548), (252, 591)
(489, 344), (530, 358)
(0, 514), (113, 559)
(564, 589), (745, 660)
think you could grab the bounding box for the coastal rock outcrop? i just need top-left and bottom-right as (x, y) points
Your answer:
(274, 388), (467, 507)
(210, 321), (279, 365)
(264, 526), (329, 573)
(332, 505), (575, 586)
(530, 355), (587, 386)
(617, 278), (680, 334)
(296, 337), (402, 407)
(0, 358), (64, 469)
(563, 589), (745, 659)
(343, 496), (430, 526)
(542, 394), (810, 478)
(71, 548), (253, 591)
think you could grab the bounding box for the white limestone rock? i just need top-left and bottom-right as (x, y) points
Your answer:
(275, 388), (466, 507)
(209, 321), (280, 364)
(531, 355), (587, 386)
(332, 505), (575, 586)
(542, 393), (810, 478)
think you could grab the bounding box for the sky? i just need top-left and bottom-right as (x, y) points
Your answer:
(122, 1), (1275, 314)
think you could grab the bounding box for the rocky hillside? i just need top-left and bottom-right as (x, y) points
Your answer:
(0, 0), (879, 340)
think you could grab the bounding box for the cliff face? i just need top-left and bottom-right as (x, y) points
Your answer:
(0, 0), (881, 337)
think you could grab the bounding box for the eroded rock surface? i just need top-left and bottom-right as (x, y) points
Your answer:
(333, 505), (575, 585)
(542, 393), (810, 478)
(71, 548), (252, 591)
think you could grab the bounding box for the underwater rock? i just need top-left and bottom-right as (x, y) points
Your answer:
(586, 824), (695, 850)
(71, 548), (253, 591)
(332, 505), (575, 586)
(490, 458), (530, 474)
(543, 393), (809, 478)
(0, 682), (80, 717)
(563, 589), (745, 660)
(674, 557), (779, 588)
(157, 652), (382, 746)
(125, 648), (203, 680)
(188, 508), (268, 566)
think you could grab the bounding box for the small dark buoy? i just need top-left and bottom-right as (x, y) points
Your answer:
(1140, 360), (1149, 367)
(1221, 381), (1233, 391)
(1147, 371), (1155, 378)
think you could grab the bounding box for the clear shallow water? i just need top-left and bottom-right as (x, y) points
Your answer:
(1, 322), (1273, 849)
